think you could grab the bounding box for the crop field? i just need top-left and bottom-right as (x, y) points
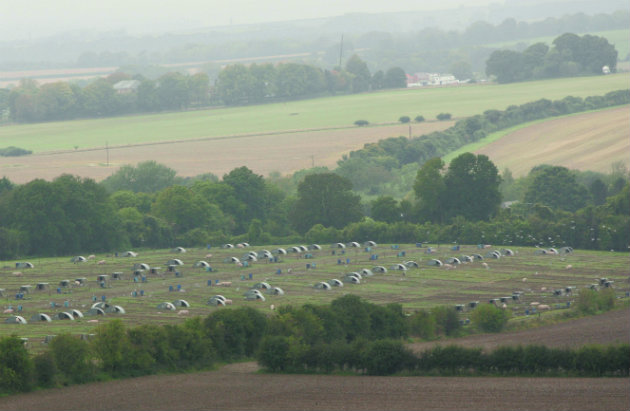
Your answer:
(0, 74), (627, 154)
(443, 106), (630, 176)
(1, 243), (628, 346)
(0, 121), (453, 183)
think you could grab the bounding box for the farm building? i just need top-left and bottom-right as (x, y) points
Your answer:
(208, 296), (226, 306)
(273, 248), (287, 255)
(328, 279), (343, 287)
(105, 305), (126, 314)
(372, 266), (388, 273)
(87, 307), (106, 316)
(5, 315), (27, 324)
(30, 313), (52, 322)
(236, 242), (250, 248)
(404, 261), (419, 268)
(332, 242), (346, 249)
(15, 262), (34, 269)
(157, 302), (176, 311)
(252, 282), (272, 290)
(172, 299), (190, 308)
(71, 256), (87, 263)
(171, 247), (186, 253)
(471, 254), (484, 260)
(269, 287), (285, 296)
(391, 263), (408, 271)
(446, 257), (461, 264)
(222, 243), (235, 249)
(36, 282), (50, 291)
(360, 268), (374, 277)
(71, 309), (84, 318)
(134, 263), (150, 271)
(167, 258), (184, 266)
(426, 259), (443, 267)
(57, 312), (74, 320)
(348, 242), (361, 248)
(364, 241), (377, 247)
(314, 282), (331, 290)
(308, 244), (322, 251)
(121, 251), (138, 257)
(194, 260), (210, 268)
(344, 275), (361, 284)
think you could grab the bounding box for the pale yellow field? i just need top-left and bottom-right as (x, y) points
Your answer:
(476, 106), (630, 177)
(0, 122), (451, 183)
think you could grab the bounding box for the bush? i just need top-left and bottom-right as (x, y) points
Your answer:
(577, 288), (615, 314)
(408, 309), (436, 340)
(471, 304), (511, 332)
(49, 334), (95, 385)
(399, 116), (410, 123)
(0, 146), (32, 157)
(257, 336), (290, 372)
(414, 115), (425, 122)
(34, 351), (58, 388)
(363, 339), (414, 375)
(0, 336), (34, 393)
(436, 113), (452, 120)
(354, 119), (369, 126)
(431, 306), (461, 336)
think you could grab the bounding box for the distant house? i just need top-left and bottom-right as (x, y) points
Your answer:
(113, 80), (140, 95)
(407, 72), (460, 87)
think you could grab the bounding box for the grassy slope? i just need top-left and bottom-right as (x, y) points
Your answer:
(0, 74), (627, 153)
(1, 244), (628, 344)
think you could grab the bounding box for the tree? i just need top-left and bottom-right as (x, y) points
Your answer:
(371, 196), (401, 223)
(449, 61), (473, 81)
(156, 72), (189, 110)
(383, 67), (407, 88)
(215, 64), (256, 105)
(371, 70), (385, 90)
(523, 166), (588, 212)
(486, 50), (525, 83)
(442, 153), (502, 221)
(471, 304), (510, 332)
(222, 166), (267, 232)
(82, 78), (119, 117)
(413, 157), (446, 223)
(0, 336), (34, 393)
(345, 54), (371, 93)
(101, 161), (179, 193)
(290, 173), (362, 234)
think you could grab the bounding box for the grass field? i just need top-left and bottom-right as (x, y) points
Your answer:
(1, 243), (628, 346)
(0, 74), (627, 153)
(443, 106), (630, 176)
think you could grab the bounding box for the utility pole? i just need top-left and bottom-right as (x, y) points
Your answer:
(106, 141), (109, 166)
(338, 34), (344, 68)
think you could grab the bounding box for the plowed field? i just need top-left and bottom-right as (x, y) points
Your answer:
(1, 309), (628, 411)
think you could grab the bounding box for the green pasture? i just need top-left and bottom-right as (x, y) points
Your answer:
(1, 243), (628, 346)
(0, 74), (627, 153)
(486, 28), (630, 61)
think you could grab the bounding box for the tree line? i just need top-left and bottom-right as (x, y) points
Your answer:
(0, 91), (628, 259)
(1, 294), (627, 395)
(486, 33), (618, 83)
(2, 55), (406, 123)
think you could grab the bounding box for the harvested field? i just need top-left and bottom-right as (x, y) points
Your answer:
(475, 106), (630, 177)
(410, 307), (630, 352)
(0, 122), (451, 183)
(0, 374), (627, 411)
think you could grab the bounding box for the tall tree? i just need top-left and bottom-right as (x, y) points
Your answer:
(101, 161), (179, 193)
(442, 153), (502, 221)
(222, 166), (267, 232)
(413, 157), (447, 223)
(524, 166), (588, 212)
(345, 54), (371, 93)
(290, 173), (362, 234)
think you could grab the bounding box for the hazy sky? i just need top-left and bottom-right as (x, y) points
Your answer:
(1, 0), (496, 40)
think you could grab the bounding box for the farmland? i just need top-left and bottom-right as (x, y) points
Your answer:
(1, 243), (628, 345)
(443, 105), (630, 176)
(0, 74), (627, 153)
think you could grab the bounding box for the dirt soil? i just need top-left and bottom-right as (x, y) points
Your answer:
(0, 122), (451, 184)
(0, 309), (628, 411)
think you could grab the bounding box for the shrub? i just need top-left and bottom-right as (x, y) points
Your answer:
(577, 288), (615, 314)
(34, 351), (58, 388)
(408, 309), (436, 340)
(436, 113), (452, 120)
(399, 116), (410, 123)
(49, 334), (95, 385)
(431, 306), (461, 336)
(354, 119), (369, 126)
(414, 115), (425, 122)
(0, 146), (32, 157)
(257, 336), (290, 372)
(0, 336), (34, 393)
(363, 339), (414, 375)
(471, 304), (511, 332)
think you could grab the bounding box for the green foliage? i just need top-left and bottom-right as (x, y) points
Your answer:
(524, 166), (588, 212)
(34, 351), (58, 388)
(0, 336), (34, 394)
(92, 320), (130, 376)
(577, 288), (616, 315)
(0, 146), (32, 157)
(101, 160), (181, 193)
(49, 334), (95, 385)
(487, 33), (618, 83)
(408, 309), (437, 340)
(290, 173), (362, 234)
(399, 115), (410, 123)
(436, 113), (452, 120)
(354, 119), (369, 126)
(364, 339), (414, 375)
(414, 115), (425, 122)
(257, 336), (291, 372)
(471, 304), (511, 332)
(431, 306), (461, 336)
